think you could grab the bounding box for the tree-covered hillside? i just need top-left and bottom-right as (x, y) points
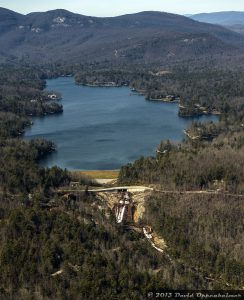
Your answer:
(0, 62), (243, 299)
(0, 8), (243, 65)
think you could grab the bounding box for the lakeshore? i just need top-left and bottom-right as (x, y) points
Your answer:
(72, 170), (119, 179)
(24, 77), (219, 170)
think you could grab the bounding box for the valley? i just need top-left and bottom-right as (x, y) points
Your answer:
(0, 6), (243, 299)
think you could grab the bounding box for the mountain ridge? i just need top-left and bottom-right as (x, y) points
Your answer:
(0, 7), (243, 65)
(190, 11), (244, 26)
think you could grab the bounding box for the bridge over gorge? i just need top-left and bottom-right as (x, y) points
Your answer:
(57, 186), (152, 223)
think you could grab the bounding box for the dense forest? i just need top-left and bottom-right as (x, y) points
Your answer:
(0, 64), (63, 116)
(75, 66), (244, 116)
(1, 8), (243, 66)
(118, 130), (244, 192)
(0, 61), (243, 299)
(143, 192), (244, 288)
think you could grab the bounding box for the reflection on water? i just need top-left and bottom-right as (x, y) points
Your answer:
(24, 77), (218, 170)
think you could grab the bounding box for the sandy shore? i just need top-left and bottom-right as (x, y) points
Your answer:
(70, 170), (119, 182)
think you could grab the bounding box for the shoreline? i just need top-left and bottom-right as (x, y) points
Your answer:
(26, 78), (220, 172)
(147, 98), (180, 103)
(70, 169), (119, 180)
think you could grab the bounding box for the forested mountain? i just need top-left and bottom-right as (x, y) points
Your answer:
(0, 8), (243, 65)
(190, 11), (244, 26)
(190, 11), (244, 34)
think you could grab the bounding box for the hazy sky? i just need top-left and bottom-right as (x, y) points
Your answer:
(0, 0), (244, 16)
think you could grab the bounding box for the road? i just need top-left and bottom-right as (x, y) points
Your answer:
(57, 186), (244, 198)
(58, 186), (153, 193)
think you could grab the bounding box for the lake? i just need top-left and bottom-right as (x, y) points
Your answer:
(24, 77), (218, 170)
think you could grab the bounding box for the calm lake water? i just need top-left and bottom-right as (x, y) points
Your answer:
(24, 77), (218, 170)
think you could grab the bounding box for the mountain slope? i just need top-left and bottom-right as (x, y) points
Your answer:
(190, 11), (244, 35)
(190, 11), (244, 26)
(0, 7), (24, 34)
(0, 8), (243, 64)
